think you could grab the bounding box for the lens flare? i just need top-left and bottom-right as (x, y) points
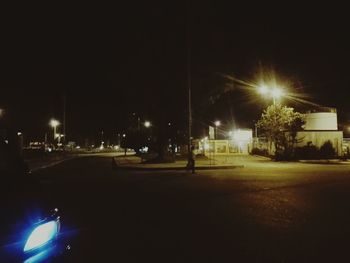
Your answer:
(24, 221), (58, 252)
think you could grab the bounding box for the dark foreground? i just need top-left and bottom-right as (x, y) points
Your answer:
(33, 156), (350, 262)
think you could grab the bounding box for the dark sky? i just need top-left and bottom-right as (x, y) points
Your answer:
(2, 2), (350, 142)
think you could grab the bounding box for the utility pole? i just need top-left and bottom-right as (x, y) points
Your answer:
(63, 93), (66, 148)
(186, 1), (192, 167)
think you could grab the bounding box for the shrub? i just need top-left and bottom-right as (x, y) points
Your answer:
(319, 140), (336, 159)
(294, 145), (319, 160)
(251, 148), (268, 156)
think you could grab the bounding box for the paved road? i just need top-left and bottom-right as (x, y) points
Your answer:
(33, 155), (350, 262)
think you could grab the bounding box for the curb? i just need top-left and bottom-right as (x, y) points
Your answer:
(112, 157), (244, 171)
(114, 166), (244, 171)
(30, 156), (77, 172)
(298, 160), (350, 165)
(252, 154), (272, 160)
(112, 158), (244, 171)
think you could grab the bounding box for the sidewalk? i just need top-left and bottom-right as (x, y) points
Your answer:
(113, 155), (244, 170)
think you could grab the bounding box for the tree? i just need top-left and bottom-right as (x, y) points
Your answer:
(257, 103), (305, 159)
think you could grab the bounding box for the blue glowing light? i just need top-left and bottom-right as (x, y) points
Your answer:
(23, 221), (58, 252)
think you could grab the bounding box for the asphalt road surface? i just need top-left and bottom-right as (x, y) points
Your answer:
(33, 155), (350, 262)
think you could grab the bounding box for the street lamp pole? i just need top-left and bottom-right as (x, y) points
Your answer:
(53, 126), (57, 141)
(49, 119), (60, 146)
(63, 94), (66, 147)
(214, 121), (221, 139)
(186, 3), (192, 167)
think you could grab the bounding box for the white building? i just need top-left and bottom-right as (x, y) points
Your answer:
(199, 129), (253, 155)
(296, 108), (343, 156)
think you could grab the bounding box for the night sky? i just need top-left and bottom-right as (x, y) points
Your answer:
(2, 2), (350, 143)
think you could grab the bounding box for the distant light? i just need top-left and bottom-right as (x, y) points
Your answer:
(144, 121), (151, 128)
(214, 120), (221, 127)
(168, 122), (171, 126)
(140, 146), (149, 153)
(49, 119), (60, 128)
(17, 132), (22, 136)
(122, 134), (126, 138)
(23, 221), (58, 252)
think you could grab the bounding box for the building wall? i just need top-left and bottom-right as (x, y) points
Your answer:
(200, 139), (252, 156)
(304, 112), (338, 131)
(296, 131), (343, 155)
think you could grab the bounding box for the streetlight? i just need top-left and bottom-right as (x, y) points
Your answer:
(258, 85), (284, 105)
(271, 88), (283, 104)
(258, 85), (269, 95)
(144, 121), (151, 128)
(49, 119), (60, 141)
(122, 133), (127, 156)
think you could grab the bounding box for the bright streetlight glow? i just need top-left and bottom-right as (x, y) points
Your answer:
(144, 121), (151, 128)
(49, 119), (60, 143)
(271, 88), (283, 99)
(214, 120), (221, 127)
(49, 119), (60, 128)
(258, 85), (269, 95)
(257, 84), (284, 104)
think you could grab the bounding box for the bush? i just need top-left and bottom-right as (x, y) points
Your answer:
(295, 145), (319, 160)
(294, 141), (336, 160)
(251, 148), (269, 156)
(274, 147), (297, 161)
(319, 140), (336, 159)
